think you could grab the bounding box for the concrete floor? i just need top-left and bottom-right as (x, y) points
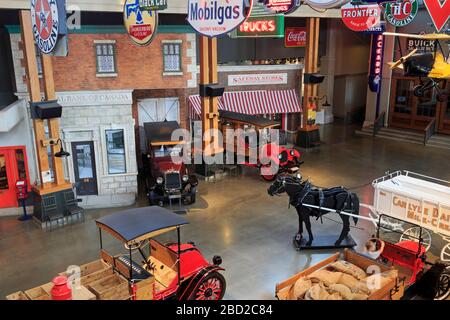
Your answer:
(1, 124), (450, 300)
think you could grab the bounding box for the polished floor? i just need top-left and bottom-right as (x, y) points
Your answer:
(1, 125), (449, 300)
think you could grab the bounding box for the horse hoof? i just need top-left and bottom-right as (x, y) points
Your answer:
(335, 241), (342, 246)
(306, 241), (312, 246)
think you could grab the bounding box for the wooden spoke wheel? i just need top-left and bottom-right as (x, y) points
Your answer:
(441, 243), (450, 263)
(189, 272), (226, 300)
(434, 266), (450, 300)
(400, 227), (432, 252)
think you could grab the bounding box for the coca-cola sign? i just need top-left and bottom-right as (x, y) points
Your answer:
(285, 27), (307, 47)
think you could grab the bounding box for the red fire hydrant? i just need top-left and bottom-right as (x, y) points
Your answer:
(51, 275), (72, 300)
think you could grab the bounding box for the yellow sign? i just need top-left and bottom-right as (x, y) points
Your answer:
(124, 0), (158, 46)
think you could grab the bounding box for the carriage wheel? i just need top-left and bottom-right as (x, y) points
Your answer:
(434, 267), (450, 300)
(189, 272), (226, 300)
(400, 227), (432, 252)
(441, 243), (450, 263)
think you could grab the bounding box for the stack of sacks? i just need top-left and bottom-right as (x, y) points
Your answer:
(288, 260), (398, 300)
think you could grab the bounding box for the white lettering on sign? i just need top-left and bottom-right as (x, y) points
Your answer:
(228, 73), (288, 86)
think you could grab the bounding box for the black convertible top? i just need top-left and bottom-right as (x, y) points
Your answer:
(144, 121), (181, 145)
(219, 110), (280, 129)
(96, 206), (188, 243)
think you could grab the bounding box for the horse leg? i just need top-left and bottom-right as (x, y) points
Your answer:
(294, 207), (303, 247)
(304, 210), (314, 246)
(335, 214), (350, 246)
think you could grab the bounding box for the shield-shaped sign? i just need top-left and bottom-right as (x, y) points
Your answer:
(124, 0), (158, 46)
(30, 0), (59, 54)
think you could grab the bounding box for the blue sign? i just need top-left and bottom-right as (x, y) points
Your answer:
(368, 33), (385, 93)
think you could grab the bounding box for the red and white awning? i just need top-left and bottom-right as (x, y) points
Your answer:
(188, 89), (302, 120)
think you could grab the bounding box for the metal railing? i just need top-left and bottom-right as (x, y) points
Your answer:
(423, 119), (436, 146)
(373, 111), (386, 136)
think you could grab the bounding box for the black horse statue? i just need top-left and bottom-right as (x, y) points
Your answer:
(267, 174), (360, 247)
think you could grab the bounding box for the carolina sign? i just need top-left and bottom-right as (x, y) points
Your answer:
(423, 0), (450, 32)
(30, 0), (59, 54)
(124, 0), (158, 46)
(187, 0), (252, 37)
(385, 0), (418, 27)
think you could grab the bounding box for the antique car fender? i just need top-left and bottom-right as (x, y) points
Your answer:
(178, 265), (226, 300)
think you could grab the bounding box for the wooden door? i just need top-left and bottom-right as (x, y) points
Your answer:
(71, 141), (98, 196)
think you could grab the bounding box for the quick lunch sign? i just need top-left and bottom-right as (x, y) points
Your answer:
(187, 0), (252, 37)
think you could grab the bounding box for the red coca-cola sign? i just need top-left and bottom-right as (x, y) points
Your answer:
(341, 3), (381, 32)
(285, 27), (307, 47)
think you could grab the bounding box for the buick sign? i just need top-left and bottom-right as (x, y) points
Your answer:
(187, 0), (253, 37)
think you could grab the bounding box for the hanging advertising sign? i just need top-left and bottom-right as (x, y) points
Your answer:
(30, 0), (59, 54)
(262, 0), (301, 14)
(187, 0), (253, 37)
(385, 0), (418, 27)
(234, 14), (284, 38)
(341, 3), (381, 32)
(124, 0), (158, 46)
(228, 73), (288, 86)
(368, 33), (384, 93)
(304, 0), (349, 9)
(285, 27), (306, 47)
(423, 0), (450, 32)
(407, 37), (435, 52)
(139, 0), (167, 11)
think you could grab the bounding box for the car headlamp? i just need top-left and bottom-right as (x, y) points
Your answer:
(290, 150), (295, 156)
(278, 154), (283, 159)
(182, 175), (189, 182)
(156, 177), (163, 184)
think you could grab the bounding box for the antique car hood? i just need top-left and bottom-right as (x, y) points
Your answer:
(154, 157), (183, 174)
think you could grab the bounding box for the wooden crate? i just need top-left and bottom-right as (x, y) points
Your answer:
(87, 274), (130, 300)
(6, 291), (29, 300)
(60, 259), (113, 286)
(275, 249), (402, 300)
(24, 286), (51, 300)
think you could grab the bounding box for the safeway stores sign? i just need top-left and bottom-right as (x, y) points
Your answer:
(385, 0), (418, 27)
(187, 0), (252, 37)
(285, 27), (306, 47)
(235, 14), (284, 38)
(341, 3), (381, 32)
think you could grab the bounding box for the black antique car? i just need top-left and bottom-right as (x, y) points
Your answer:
(142, 121), (198, 207)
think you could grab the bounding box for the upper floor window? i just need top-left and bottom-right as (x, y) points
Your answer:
(95, 41), (117, 76)
(163, 41), (182, 74)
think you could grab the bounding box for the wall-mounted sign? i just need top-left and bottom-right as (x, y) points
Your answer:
(262, 0), (301, 14)
(30, 0), (59, 54)
(304, 0), (349, 9)
(285, 27), (306, 47)
(234, 14), (285, 38)
(228, 73), (288, 86)
(341, 3), (381, 32)
(139, 0), (167, 11)
(124, 0), (158, 46)
(368, 33), (384, 93)
(187, 0), (253, 37)
(385, 0), (418, 27)
(407, 37), (435, 52)
(423, 0), (450, 32)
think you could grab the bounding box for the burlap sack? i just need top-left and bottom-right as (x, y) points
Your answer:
(326, 292), (343, 300)
(338, 273), (371, 295)
(307, 269), (343, 286)
(351, 293), (369, 300)
(327, 284), (353, 300)
(365, 270), (398, 293)
(304, 283), (330, 300)
(328, 260), (367, 280)
(289, 278), (313, 300)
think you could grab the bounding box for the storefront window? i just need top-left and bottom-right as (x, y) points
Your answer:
(106, 129), (126, 174)
(394, 80), (413, 114)
(163, 43), (182, 72)
(416, 92), (436, 118)
(0, 155), (8, 190)
(95, 43), (116, 74)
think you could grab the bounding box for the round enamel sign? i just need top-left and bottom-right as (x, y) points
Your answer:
(341, 3), (381, 32)
(124, 0), (158, 46)
(304, 0), (350, 9)
(30, 0), (59, 54)
(385, 0), (418, 27)
(187, 0), (253, 37)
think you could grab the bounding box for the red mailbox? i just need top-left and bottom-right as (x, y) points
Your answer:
(15, 180), (28, 200)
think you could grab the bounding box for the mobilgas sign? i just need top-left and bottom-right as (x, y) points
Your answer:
(385, 0), (418, 27)
(139, 0), (167, 11)
(30, 0), (59, 54)
(187, 0), (252, 37)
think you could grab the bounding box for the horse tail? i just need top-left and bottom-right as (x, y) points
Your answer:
(351, 193), (360, 225)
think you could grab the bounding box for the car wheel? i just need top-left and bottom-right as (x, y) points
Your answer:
(188, 271), (226, 300)
(434, 267), (450, 300)
(190, 187), (197, 204)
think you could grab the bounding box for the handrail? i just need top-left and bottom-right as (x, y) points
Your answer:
(423, 119), (436, 145)
(373, 111), (386, 136)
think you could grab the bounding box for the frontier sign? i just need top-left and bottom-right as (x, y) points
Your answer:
(187, 0), (252, 37)
(341, 3), (381, 32)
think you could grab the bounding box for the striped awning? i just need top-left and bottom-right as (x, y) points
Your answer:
(188, 89), (302, 120)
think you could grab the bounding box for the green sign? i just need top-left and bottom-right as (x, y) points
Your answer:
(385, 0), (418, 27)
(140, 0), (167, 11)
(233, 15), (284, 38)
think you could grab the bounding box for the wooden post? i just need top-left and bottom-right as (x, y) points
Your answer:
(19, 10), (51, 188)
(301, 17), (320, 131)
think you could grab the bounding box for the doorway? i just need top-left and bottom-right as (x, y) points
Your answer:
(71, 141), (98, 196)
(0, 146), (30, 208)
